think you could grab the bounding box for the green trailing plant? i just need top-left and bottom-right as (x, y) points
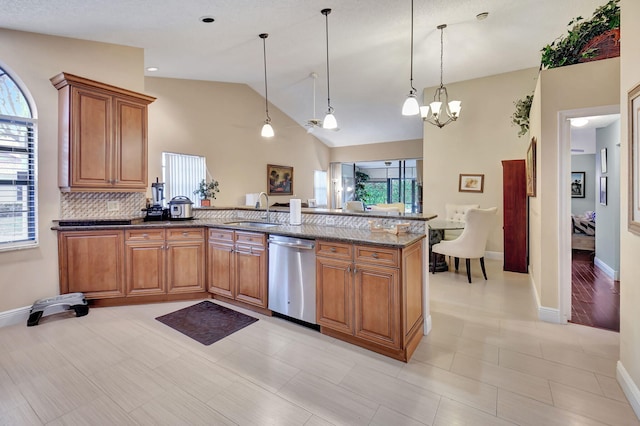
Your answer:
(512, 93), (533, 138)
(540, 0), (620, 69)
(194, 179), (220, 200)
(354, 170), (370, 204)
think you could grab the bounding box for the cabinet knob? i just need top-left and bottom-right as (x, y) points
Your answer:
(142, 233), (149, 238)
(371, 253), (379, 259)
(347, 265), (351, 273)
(330, 247), (336, 253)
(182, 232), (189, 237)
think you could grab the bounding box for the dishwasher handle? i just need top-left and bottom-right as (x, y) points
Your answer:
(269, 239), (315, 250)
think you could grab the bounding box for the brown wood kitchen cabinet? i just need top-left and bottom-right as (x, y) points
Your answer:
(58, 230), (126, 299)
(316, 239), (424, 362)
(207, 228), (268, 310)
(125, 227), (206, 297)
(50, 72), (155, 192)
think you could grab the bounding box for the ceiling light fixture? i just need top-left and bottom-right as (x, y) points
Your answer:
(321, 8), (338, 130)
(259, 33), (274, 138)
(571, 118), (589, 127)
(476, 12), (489, 21)
(420, 24), (461, 128)
(200, 16), (215, 23)
(146, 67), (159, 72)
(402, 0), (419, 116)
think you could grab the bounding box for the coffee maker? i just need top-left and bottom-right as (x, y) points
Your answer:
(145, 177), (168, 221)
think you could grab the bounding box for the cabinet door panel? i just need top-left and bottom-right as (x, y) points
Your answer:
(115, 98), (147, 188)
(316, 257), (353, 333)
(235, 246), (267, 307)
(208, 242), (234, 298)
(126, 243), (165, 296)
(72, 88), (112, 187)
(167, 241), (205, 293)
(355, 264), (400, 349)
(59, 231), (124, 298)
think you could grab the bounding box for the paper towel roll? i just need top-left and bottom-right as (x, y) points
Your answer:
(289, 198), (302, 225)
(245, 193), (259, 206)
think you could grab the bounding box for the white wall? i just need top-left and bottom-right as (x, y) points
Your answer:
(571, 154), (596, 215)
(619, 0), (640, 415)
(423, 67), (540, 253)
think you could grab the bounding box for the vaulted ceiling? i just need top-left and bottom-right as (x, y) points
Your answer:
(0, 0), (609, 146)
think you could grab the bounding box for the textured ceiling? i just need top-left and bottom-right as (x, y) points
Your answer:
(0, 0), (609, 147)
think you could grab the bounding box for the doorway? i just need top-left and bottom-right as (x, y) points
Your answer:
(560, 107), (620, 331)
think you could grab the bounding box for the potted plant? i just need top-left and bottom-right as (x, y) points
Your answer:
(354, 170), (370, 204)
(540, 0), (620, 69)
(194, 179), (219, 207)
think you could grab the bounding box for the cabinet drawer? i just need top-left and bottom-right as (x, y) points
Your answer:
(316, 240), (353, 260)
(355, 245), (399, 267)
(208, 228), (234, 243)
(125, 229), (165, 241)
(235, 231), (265, 247)
(166, 227), (205, 241)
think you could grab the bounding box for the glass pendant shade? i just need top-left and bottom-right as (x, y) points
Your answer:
(402, 94), (420, 116)
(261, 121), (274, 137)
(449, 100), (462, 117)
(429, 101), (442, 117)
(323, 111), (337, 129)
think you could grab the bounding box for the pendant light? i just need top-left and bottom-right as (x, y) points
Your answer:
(259, 33), (274, 138)
(420, 24), (461, 128)
(321, 8), (338, 130)
(401, 0), (419, 116)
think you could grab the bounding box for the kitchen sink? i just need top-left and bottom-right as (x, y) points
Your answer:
(224, 221), (280, 228)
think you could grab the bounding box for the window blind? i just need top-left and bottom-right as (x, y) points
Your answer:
(162, 152), (206, 204)
(314, 170), (328, 207)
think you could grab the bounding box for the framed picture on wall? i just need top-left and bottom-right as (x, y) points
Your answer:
(629, 82), (640, 235)
(458, 174), (484, 193)
(526, 137), (537, 197)
(600, 176), (607, 206)
(267, 164), (293, 196)
(601, 147), (608, 174)
(571, 171), (585, 198)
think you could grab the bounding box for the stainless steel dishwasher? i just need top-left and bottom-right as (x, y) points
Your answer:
(268, 235), (316, 325)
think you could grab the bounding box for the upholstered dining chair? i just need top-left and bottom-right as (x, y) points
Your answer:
(431, 207), (498, 283)
(443, 203), (479, 240)
(369, 202), (405, 213)
(344, 200), (365, 211)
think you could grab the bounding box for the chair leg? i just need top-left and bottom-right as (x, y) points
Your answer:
(454, 257), (460, 271)
(466, 258), (472, 283)
(431, 251), (436, 274)
(480, 257), (488, 280)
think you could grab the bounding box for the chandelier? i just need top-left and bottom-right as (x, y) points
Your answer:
(420, 24), (461, 128)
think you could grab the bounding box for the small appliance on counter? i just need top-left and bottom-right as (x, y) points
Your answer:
(144, 177), (169, 221)
(168, 196), (194, 220)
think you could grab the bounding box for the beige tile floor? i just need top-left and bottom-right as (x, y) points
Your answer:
(1, 259), (639, 425)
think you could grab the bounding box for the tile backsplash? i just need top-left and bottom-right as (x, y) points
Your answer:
(60, 192), (146, 219)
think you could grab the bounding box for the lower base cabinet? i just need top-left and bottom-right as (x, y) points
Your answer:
(207, 228), (268, 310)
(316, 239), (424, 362)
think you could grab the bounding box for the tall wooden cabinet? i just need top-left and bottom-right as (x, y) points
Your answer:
(502, 159), (528, 273)
(50, 72), (155, 192)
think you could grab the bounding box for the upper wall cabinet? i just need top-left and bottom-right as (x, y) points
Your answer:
(50, 73), (156, 192)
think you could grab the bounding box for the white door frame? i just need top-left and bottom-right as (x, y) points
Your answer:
(557, 104), (620, 323)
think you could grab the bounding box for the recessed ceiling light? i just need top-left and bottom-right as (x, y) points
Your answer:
(571, 118), (589, 127)
(476, 12), (489, 21)
(200, 16), (215, 23)
(146, 67), (159, 72)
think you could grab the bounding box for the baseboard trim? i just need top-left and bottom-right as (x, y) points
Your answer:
(529, 268), (563, 324)
(485, 251), (503, 260)
(617, 361), (640, 420)
(0, 306), (30, 328)
(594, 256), (620, 280)
(424, 314), (432, 335)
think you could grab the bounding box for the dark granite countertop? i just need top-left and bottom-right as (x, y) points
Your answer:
(52, 218), (426, 248)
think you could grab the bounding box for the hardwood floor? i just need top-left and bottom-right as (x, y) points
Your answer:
(571, 249), (620, 332)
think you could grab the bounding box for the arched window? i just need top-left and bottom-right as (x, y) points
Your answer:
(0, 66), (37, 250)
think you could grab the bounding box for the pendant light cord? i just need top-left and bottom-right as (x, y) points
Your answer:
(409, 0), (416, 94)
(323, 9), (333, 112)
(261, 34), (271, 122)
(439, 25), (444, 89)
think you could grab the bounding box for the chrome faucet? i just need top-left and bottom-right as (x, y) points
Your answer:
(257, 191), (270, 222)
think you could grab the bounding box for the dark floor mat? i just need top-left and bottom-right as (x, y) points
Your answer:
(155, 301), (258, 345)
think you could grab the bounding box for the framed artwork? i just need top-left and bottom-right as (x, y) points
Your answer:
(601, 147), (608, 174)
(267, 164), (293, 196)
(526, 137), (537, 197)
(571, 171), (585, 198)
(458, 174), (484, 193)
(629, 82), (640, 235)
(600, 176), (607, 206)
